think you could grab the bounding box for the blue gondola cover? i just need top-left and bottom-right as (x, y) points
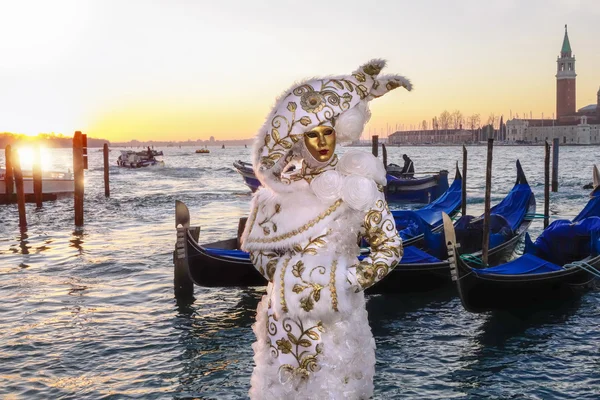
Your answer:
(475, 253), (563, 275)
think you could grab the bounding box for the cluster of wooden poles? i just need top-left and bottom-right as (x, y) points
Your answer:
(371, 135), (560, 265)
(3, 131), (112, 230)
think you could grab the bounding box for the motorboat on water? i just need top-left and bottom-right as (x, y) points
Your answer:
(117, 150), (165, 168)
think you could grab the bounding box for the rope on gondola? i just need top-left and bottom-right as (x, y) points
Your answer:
(565, 261), (600, 278)
(460, 253), (484, 266)
(524, 213), (550, 219)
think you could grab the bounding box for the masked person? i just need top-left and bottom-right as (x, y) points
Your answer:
(241, 60), (411, 399)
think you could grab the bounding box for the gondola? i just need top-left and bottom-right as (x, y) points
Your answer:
(175, 161), (533, 293)
(443, 165), (600, 313)
(388, 163), (462, 247)
(233, 159), (451, 204)
(368, 160), (535, 292)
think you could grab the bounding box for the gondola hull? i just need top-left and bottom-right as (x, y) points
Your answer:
(186, 236), (265, 287)
(385, 170), (449, 204)
(443, 173), (600, 313)
(451, 257), (598, 313)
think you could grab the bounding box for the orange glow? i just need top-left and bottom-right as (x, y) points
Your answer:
(0, 2), (598, 142)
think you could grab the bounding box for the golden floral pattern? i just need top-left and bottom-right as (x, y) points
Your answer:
(258, 203), (281, 235)
(249, 250), (280, 281)
(279, 156), (339, 185)
(356, 199), (403, 290)
(292, 233), (328, 256)
(276, 318), (324, 378)
(290, 262), (327, 313)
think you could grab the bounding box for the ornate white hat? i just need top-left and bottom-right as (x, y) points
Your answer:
(252, 59), (412, 191)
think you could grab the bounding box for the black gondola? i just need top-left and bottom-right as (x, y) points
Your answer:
(368, 160), (535, 292)
(443, 166), (600, 313)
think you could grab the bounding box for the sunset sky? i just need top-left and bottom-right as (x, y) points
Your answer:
(1, 0), (599, 142)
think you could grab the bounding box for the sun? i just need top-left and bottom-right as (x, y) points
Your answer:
(16, 146), (53, 172)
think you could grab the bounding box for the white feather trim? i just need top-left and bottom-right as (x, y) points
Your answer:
(335, 101), (371, 143)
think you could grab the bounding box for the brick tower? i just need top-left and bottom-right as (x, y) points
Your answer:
(556, 25), (576, 119)
(597, 87), (600, 119)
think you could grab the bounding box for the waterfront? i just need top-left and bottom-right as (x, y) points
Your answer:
(1, 145), (599, 399)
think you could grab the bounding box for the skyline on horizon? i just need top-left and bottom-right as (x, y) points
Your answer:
(1, 0), (599, 142)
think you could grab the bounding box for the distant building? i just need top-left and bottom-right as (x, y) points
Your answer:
(389, 128), (476, 145)
(506, 25), (600, 144)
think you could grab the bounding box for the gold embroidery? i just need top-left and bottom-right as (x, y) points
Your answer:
(290, 261), (325, 312)
(356, 196), (403, 290)
(258, 203), (281, 235)
(363, 63), (383, 76)
(292, 233), (328, 256)
(277, 318), (324, 377)
(250, 250), (279, 281)
(280, 156), (339, 185)
(329, 260), (338, 312)
(280, 257), (291, 312)
(246, 199), (343, 244)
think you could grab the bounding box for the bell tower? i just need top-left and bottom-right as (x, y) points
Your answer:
(556, 25), (576, 119)
(597, 87), (600, 120)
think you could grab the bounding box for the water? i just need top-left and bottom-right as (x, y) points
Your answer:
(1, 145), (599, 399)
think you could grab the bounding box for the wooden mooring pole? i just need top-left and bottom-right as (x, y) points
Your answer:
(381, 143), (388, 168)
(552, 138), (559, 192)
(12, 151), (27, 228)
(544, 141), (550, 229)
(371, 135), (379, 158)
(103, 143), (110, 197)
(33, 145), (43, 207)
(73, 131), (85, 227)
(462, 145), (467, 217)
(482, 138), (494, 266)
(4, 145), (14, 195)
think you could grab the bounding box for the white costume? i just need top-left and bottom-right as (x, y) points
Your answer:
(242, 60), (412, 399)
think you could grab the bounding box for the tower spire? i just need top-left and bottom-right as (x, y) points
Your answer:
(561, 24), (572, 57)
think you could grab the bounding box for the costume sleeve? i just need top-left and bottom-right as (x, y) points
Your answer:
(249, 250), (280, 282)
(347, 192), (403, 291)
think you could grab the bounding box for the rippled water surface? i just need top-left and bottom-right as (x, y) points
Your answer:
(1, 145), (599, 399)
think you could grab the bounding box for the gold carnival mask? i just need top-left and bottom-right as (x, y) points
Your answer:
(304, 126), (336, 162)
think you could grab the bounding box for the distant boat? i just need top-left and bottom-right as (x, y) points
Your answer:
(0, 168), (74, 203)
(117, 150), (164, 168)
(221, 144), (225, 149)
(195, 149), (210, 154)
